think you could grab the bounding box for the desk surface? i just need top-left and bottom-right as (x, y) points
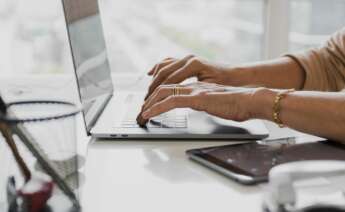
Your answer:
(0, 75), (321, 212)
(82, 140), (263, 212)
(81, 129), (319, 212)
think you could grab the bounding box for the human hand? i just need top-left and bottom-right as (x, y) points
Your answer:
(145, 55), (231, 100)
(137, 82), (259, 126)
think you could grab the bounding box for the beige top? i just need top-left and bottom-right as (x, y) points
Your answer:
(286, 28), (345, 91)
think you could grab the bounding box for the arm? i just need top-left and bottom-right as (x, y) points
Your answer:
(222, 57), (305, 90)
(146, 28), (345, 98)
(145, 56), (306, 99)
(253, 88), (345, 143)
(229, 28), (345, 91)
(140, 84), (345, 143)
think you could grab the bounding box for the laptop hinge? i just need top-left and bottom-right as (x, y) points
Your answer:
(86, 93), (113, 135)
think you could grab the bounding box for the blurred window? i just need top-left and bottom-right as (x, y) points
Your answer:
(0, 0), (264, 75)
(289, 0), (345, 51)
(100, 0), (264, 73)
(0, 0), (344, 75)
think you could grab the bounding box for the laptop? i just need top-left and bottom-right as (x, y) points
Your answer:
(61, 0), (269, 140)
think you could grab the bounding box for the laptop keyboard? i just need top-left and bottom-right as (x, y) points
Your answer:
(121, 110), (188, 128)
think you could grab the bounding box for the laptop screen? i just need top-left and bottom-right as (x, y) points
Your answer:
(62, 0), (114, 132)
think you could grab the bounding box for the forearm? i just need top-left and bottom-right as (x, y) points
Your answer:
(252, 88), (345, 143)
(224, 57), (306, 90)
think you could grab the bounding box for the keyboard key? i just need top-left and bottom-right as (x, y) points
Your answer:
(117, 109), (188, 129)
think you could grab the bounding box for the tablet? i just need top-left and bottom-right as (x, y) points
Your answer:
(186, 140), (345, 185)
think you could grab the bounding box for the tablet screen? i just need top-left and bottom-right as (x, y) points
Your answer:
(188, 140), (345, 179)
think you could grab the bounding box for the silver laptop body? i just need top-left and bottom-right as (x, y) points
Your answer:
(61, 0), (269, 140)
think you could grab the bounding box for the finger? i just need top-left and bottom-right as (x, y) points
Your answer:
(161, 58), (201, 85)
(148, 58), (176, 76)
(142, 86), (192, 111)
(145, 61), (183, 99)
(136, 113), (148, 127)
(152, 59), (176, 77)
(148, 58), (175, 75)
(142, 95), (195, 119)
(142, 86), (172, 111)
(146, 55), (195, 99)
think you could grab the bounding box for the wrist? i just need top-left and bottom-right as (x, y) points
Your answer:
(221, 66), (251, 87)
(248, 87), (277, 120)
(211, 64), (235, 86)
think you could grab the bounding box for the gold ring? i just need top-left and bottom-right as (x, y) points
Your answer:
(173, 86), (180, 96)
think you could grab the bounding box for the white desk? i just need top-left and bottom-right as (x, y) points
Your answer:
(81, 128), (319, 212)
(0, 75), (320, 212)
(81, 140), (264, 212)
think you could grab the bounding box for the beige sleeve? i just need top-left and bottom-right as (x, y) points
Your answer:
(285, 28), (345, 91)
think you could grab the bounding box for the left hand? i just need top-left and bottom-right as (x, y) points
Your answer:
(144, 55), (234, 100)
(137, 82), (259, 125)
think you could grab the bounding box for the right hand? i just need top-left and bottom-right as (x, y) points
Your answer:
(145, 55), (231, 99)
(140, 82), (259, 125)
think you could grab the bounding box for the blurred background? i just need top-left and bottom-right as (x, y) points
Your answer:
(0, 0), (344, 209)
(0, 0), (344, 76)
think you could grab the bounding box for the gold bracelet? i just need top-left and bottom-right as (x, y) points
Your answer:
(273, 89), (295, 128)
